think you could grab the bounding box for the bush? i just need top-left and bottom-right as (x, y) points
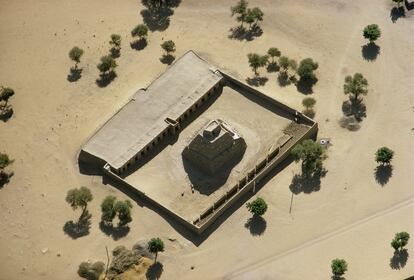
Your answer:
(363, 24), (381, 43)
(97, 55), (117, 74)
(78, 261), (105, 280)
(131, 24), (148, 40)
(161, 40), (176, 55)
(297, 58), (318, 81)
(69, 46), (84, 68)
(109, 247), (140, 275)
(246, 197), (268, 216)
(375, 147), (394, 165)
(110, 34), (121, 48)
(0, 153), (13, 170)
(331, 258), (348, 277)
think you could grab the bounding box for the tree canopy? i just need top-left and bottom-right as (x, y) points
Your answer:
(291, 139), (325, 176)
(375, 147), (394, 165)
(114, 200), (133, 224)
(231, 0), (248, 26)
(391, 232), (410, 251)
(147, 237), (165, 263)
(331, 259), (348, 277)
(0, 87), (15, 107)
(131, 24), (149, 40)
(246, 197), (268, 216)
(267, 48), (281, 62)
(247, 53), (268, 75)
(97, 55), (117, 74)
(0, 153), (13, 170)
(343, 73), (368, 101)
(110, 34), (122, 48)
(302, 97), (316, 110)
(101, 196), (133, 225)
(66, 186), (93, 211)
(69, 46), (84, 68)
(363, 24), (381, 43)
(161, 40), (176, 54)
(297, 58), (318, 80)
(101, 195), (117, 223)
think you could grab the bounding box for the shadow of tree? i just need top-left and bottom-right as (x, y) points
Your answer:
(246, 76), (268, 87)
(390, 6), (405, 23)
(289, 169), (327, 194)
(342, 99), (367, 122)
(63, 210), (92, 239)
(390, 249), (409, 269)
(277, 72), (291, 87)
(67, 68), (83, 82)
(296, 77), (318, 94)
(228, 25), (263, 41)
(362, 42), (380, 61)
(110, 48), (121, 58)
(141, 0), (179, 32)
(0, 106), (14, 122)
(375, 165), (393, 186)
(267, 62), (279, 73)
(0, 171), (13, 189)
(146, 262), (164, 280)
(160, 54), (175, 65)
(303, 108), (315, 119)
(244, 215), (267, 236)
(99, 221), (130, 240)
(339, 115), (360, 131)
(130, 39), (148, 51)
(96, 71), (117, 87)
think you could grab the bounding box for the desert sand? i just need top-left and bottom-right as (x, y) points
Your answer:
(0, 0), (413, 279)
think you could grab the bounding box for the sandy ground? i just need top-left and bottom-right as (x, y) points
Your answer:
(0, 0), (413, 280)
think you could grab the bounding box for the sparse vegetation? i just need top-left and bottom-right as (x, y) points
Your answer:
(161, 40), (176, 55)
(375, 147), (394, 165)
(291, 139), (325, 177)
(246, 197), (268, 216)
(69, 46), (84, 70)
(331, 258), (348, 278)
(343, 73), (368, 101)
(66, 186), (93, 218)
(131, 24), (149, 41)
(391, 232), (410, 251)
(267, 47), (281, 63)
(363, 24), (381, 43)
(148, 238), (165, 263)
(78, 261), (105, 280)
(230, 0), (248, 27)
(297, 58), (318, 81)
(247, 53), (268, 75)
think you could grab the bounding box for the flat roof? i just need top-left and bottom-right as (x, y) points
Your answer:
(82, 51), (223, 169)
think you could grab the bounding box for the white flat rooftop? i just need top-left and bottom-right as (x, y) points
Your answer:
(82, 51), (223, 169)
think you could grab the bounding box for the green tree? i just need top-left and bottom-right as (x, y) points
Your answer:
(66, 186), (93, 218)
(251, 7), (264, 25)
(297, 58), (318, 81)
(246, 197), (268, 216)
(230, 0), (248, 27)
(331, 259), (348, 278)
(375, 147), (394, 165)
(363, 24), (381, 43)
(0, 87), (15, 108)
(291, 139), (325, 177)
(392, 0), (404, 7)
(391, 232), (410, 251)
(267, 48), (281, 63)
(114, 200), (133, 225)
(101, 195), (117, 224)
(161, 40), (176, 55)
(69, 46), (84, 70)
(0, 153), (13, 170)
(302, 97), (316, 110)
(147, 238), (165, 263)
(343, 73), (368, 101)
(97, 55), (117, 75)
(110, 34), (122, 49)
(247, 53), (268, 75)
(131, 24), (148, 41)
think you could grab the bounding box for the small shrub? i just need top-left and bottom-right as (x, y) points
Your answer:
(375, 147), (394, 165)
(391, 232), (410, 251)
(246, 197), (268, 216)
(331, 258), (348, 277)
(69, 46), (84, 69)
(297, 58), (318, 81)
(161, 40), (176, 55)
(131, 24), (148, 40)
(363, 24), (381, 43)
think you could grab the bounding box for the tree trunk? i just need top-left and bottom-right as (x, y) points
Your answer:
(154, 252), (158, 264)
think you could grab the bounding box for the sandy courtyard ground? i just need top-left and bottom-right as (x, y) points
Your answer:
(124, 84), (293, 221)
(0, 0), (413, 280)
